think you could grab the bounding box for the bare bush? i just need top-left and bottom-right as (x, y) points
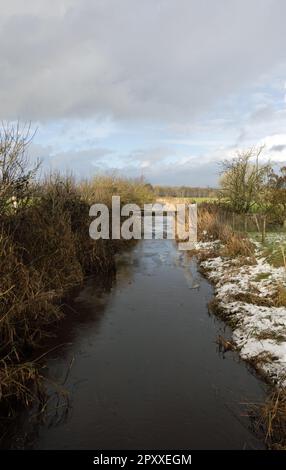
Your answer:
(0, 122), (39, 213)
(219, 147), (270, 213)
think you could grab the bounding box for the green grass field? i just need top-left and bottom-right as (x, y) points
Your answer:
(249, 231), (286, 267)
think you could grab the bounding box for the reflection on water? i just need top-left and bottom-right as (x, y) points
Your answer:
(3, 238), (267, 449)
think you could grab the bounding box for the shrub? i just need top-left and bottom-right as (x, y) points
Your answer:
(0, 170), (152, 415)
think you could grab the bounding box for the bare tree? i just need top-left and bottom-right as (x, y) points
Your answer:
(0, 121), (39, 213)
(219, 147), (270, 213)
(266, 166), (286, 224)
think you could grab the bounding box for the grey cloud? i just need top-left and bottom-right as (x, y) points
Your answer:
(111, 146), (220, 185)
(35, 141), (220, 185)
(0, 0), (286, 122)
(118, 158), (220, 186)
(270, 144), (286, 152)
(248, 106), (276, 124)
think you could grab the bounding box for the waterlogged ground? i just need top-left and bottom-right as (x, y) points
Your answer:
(7, 238), (268, 449)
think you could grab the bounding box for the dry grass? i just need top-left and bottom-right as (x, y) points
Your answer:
(0, 231), (63, 348)
(198, 206), (286, 449)
(0, 124), (154, 418)
(197, 206), (256, 260)
(273, 284), (286, 307)
(198, 206), (232, 242)
(197, 249), (220, 262)
(232, 291), (272, 307)
(221, 233), (255, 258)
(0, 360), (43, 411)
(216, 335), (234, 353)
(0, 173), (153, 417)
(207, 298), (238, 328)
(250, 388), (286, 449)
(80, 175), (154, 207)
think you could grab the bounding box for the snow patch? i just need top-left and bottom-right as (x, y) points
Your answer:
(195, 237), (286, 386)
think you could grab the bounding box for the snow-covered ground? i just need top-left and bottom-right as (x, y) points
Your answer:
(195, 238), (286, 386)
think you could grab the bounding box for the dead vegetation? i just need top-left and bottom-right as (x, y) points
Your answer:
(232, 292), (272, 307)
(197, 204), (232, 242)
(249, 388), (286, 449)
(216, 335), (235, 353)
(198, 204), (256, 261)
(0, 123), (154, 418)
(273, 285), (286, 307)
(197, 205), (286, 448)
(221, 233), (255, 258)
(207, 298), (239, 329)
(0, 360), (44, 411)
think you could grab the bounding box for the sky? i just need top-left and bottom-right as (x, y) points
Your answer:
(1, 0), (286, 186)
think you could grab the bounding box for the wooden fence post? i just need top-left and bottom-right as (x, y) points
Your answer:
(262, 216), (266, 243)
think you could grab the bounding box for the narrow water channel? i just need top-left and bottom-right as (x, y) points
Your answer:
(8, 238), (267, 449)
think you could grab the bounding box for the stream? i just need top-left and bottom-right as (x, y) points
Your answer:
(6, 237), (267, 449)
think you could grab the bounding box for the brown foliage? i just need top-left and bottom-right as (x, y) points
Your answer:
(0, 172), (152, 415)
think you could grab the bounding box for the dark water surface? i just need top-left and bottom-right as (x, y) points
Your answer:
(9, 239), (267, 449)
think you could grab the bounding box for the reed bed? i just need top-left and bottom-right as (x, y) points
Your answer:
(0, 172), (153, 418)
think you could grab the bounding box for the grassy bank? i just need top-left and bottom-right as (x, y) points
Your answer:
(0, 172), (153, 419)
(192, 204), (286, 448)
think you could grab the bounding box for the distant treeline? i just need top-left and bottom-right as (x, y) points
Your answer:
(152, 185), (219, 198)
